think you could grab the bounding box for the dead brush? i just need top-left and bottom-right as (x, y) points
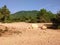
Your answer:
(0, 26), (22, 37)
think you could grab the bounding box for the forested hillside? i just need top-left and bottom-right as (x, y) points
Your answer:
(10, 10), (38, 22)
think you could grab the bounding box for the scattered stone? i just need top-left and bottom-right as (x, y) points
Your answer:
(41, 25), (47, 30)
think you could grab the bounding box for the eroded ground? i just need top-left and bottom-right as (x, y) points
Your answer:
(0, 22), (60, 45)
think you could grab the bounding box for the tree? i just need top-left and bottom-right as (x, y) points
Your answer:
(0, 7), (4, 22)
(56, 11), (60, 28)
(1, 5), (10, 22)
(56, 11), (60, 23)
(37, 8), (55, 23)
(51, 11), (60, 29)
(37, 9), (47, 22)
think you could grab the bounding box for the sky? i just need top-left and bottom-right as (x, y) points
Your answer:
(0, 0), (60, 14)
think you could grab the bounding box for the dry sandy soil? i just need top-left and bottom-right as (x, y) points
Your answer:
(0, 22), (60, 45)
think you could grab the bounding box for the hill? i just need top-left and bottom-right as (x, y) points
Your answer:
(10, 10), (39, 22)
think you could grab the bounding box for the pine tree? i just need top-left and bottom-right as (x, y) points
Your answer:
(1, 5), (10, 22)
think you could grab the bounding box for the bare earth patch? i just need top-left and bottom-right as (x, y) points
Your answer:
(0, 22), (60, 45)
